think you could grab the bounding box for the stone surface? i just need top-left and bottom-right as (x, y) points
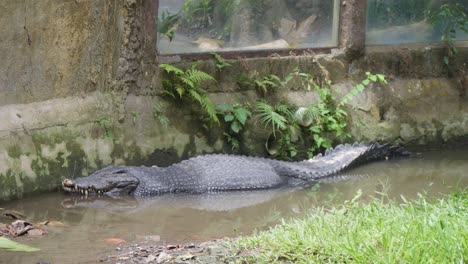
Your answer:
(0, 0), (122, 106)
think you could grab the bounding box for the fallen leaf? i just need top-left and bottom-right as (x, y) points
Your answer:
(104, 238), (126, 245)
(0, 237), (40, 252)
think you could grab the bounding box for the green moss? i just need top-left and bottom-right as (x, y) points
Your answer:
(0, 170), (19, 201)
(18, 172), (37, 195)
(6, 145), (22, 159)
(123, 142), (144, 166)
(110, 143), (125, 161)
(24, 132), (90, 194)
(64, 141), (88, 178)
(30, 157), (55, 191)
(0, 131), (100, 200)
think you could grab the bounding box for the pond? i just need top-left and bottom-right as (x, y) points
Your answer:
(0, 148), (467, 263)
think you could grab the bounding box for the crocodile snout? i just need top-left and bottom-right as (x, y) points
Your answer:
(63, 179), (75, 188)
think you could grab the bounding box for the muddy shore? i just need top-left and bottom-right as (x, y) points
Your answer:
(99, 239), (235, 264)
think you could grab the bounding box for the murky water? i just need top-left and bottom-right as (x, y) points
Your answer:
(1, 149), (467, 263)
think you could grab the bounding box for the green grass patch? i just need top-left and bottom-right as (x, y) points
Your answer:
(230, 190), (468, 263)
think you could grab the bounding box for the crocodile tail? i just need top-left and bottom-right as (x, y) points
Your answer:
(344, 142), (411, 170)
(284, 142), (410, 181)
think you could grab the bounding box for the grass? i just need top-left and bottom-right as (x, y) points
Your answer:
(229, 190), (468, 263)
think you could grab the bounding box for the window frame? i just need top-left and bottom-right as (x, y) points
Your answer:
(156, 0), (342, 60)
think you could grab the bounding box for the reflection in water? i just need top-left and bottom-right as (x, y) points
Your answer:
(0, 149), (467, 263)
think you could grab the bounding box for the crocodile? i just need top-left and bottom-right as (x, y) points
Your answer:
(62, 142), (409, 197)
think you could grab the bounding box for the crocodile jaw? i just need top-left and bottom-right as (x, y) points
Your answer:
(62, 172), (139, 197)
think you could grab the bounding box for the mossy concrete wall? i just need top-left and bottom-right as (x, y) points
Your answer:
(0, 0), (467, 201)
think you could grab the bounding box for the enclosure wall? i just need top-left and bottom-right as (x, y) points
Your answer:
(0, 0), (467, 201)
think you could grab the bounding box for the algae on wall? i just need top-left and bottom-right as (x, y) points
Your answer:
(0, 91), (227, 201)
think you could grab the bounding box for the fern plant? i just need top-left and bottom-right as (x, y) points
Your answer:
(254, 74), (284, 95)
(256, 102), (293, 136)
(211, 52), (232, 71)
(160, 64), (219, 124)
(256, 101), (299, 159)
(237, 71), (285, 96)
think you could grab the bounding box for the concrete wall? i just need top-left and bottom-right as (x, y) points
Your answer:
(0, 0), (467, 201)
(0, 0), (119, 105)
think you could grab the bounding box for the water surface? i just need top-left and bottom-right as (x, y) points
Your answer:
(0, 149), (467, 263)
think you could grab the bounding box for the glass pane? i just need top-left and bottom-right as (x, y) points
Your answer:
(157, 0), (340, 54)
(366, 0), (468, 45)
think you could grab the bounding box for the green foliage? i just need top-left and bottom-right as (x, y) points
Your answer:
(211, 52), (231, 71)
(282, 67), (317, 91)
(0, 237), (40, 252)
(160, 64), (219, 124)
(152, 104), (169, 128)
(181, 0), (214, 27)
(254, 75), (284, 95)
(426, 3), (468, 67)
(256, 102), (293, 137)
(131, 112), (140, 124)
(340, 72), (387, 105)
(237, 70), (286, 96)
(253, 69), (386, 160)
(96, 116), (113, 140)
(213, 0), (241, 39)
(178, 0), (241, 40)
(304, 72), (385, 157)
(157, 11), (180, 42)
(232, 190), (468, 263)
(256, 101), (298, 159)
(158, 64), (384, 158)
(216, 103), (252, 151)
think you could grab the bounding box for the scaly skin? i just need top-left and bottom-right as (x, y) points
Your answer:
(62, 142), (409, 197)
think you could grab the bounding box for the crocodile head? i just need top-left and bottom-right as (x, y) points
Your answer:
(62, 167), (139, 196)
